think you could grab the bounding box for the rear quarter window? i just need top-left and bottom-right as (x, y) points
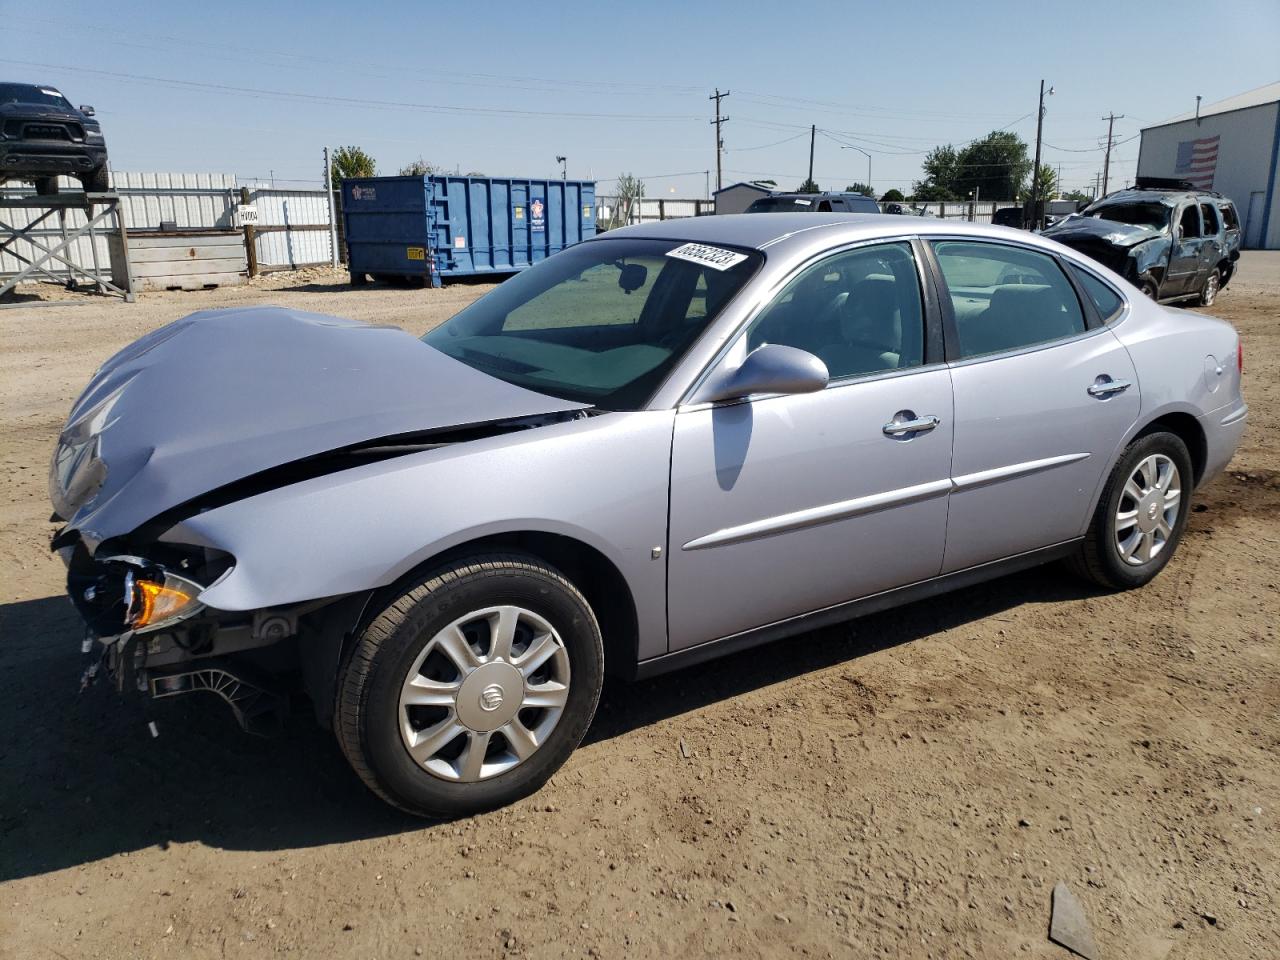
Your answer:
(1069, 263), (1125, 322)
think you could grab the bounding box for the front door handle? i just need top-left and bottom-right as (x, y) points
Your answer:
(883, 411), (941, 438)
(1088, 376), (1132, 399)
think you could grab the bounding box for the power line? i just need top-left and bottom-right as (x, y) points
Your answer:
(0, 58), (705, 123)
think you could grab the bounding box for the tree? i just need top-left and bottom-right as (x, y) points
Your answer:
(845, 182), (874, 197)
(1062, 188), (1093, 203)
(327, 145), (376, 188)
(912, 132), (1032, 200)
(880, 188), (905, 203)
(399, 157), (442, 176)
(1027, 163), (1058, 200)
(797, 177), (820, 193)
(610, 173), (645, 228)
(910, 181), (959, 202)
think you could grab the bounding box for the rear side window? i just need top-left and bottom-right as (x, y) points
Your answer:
(1220, 203), (1239, 230)
(1069, 264), (1125, 322)
(1199, 203), (1220, 234)
(931, 241), (1087, 358)
(1178, 205), (1202, 238)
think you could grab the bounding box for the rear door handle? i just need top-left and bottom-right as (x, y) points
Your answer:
(883, 412), (941, 438)
(1088, 377), (1131, 399)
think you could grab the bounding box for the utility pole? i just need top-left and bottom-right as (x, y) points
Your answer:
(1030, 79), (1053, 229)
(710, 89), (730, 192)
(324, 146), (338, 269)
(808, 124), (816, 187)
(1094, 171), (1100, 199)
(1100, 112), (1123, 197)
(556, 155), (567, 180)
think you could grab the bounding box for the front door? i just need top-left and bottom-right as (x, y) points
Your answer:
(928, 239), (1141, 572)
(666, 240), (953, 650)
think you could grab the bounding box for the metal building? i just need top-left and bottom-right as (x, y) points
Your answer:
(1137, 82), (1280, 249)
(713, 181), (773, 215)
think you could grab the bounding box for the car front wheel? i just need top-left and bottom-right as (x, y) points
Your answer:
(336, 553), (603, 817)
(1069, 431), (1193, 590)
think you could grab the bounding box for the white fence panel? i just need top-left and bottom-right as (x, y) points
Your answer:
(249, 188), (336, 270)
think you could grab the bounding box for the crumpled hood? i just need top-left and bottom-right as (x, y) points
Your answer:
(53, 306), (588, 548)
(1042, 215), (1163, 249)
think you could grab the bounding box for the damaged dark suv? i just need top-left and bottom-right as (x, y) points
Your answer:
(0, 82), (109, 194)
(1041, 179), (1240, 306)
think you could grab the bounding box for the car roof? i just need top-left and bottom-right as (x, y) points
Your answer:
(1093, 188), (1226, 206)
(592, 213), (1067, 256)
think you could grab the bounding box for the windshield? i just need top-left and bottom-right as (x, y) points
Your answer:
(423, 238), (763, 410)
(745, 197), (817, 213)
(0, 84), (72, 110)
(1084, 201), (1171, 231)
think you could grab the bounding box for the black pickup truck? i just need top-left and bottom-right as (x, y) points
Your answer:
(0, 82), (109, 194)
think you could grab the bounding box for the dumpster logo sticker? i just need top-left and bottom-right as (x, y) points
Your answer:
(514, 205), (524, 220)
(351, 185), (376, 201)
(406, 246), (425, 261)
(530, 199), (546, 232)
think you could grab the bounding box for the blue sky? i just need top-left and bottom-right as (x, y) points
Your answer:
(3, 0), (1277, 198)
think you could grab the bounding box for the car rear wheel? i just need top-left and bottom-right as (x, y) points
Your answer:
(1197, 268), (1221, 307)
(1069, 431), (1193, 590)
(335, 553), (603, 818)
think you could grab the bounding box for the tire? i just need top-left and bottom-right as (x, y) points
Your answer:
(34, 177), (58, 196)
(1137, 277), (1159, 300)
(1197, 268), (1221, 307)
(1069, 431), (1193, 591)
(79, 166), (109, 193)
(336, 553), (604, 818)
(350, 271), (369, 286)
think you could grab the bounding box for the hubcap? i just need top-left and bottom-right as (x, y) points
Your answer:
(398, 605), (571, 782)
(1114, 454), (1181, 566)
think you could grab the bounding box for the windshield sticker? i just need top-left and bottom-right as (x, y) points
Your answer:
(794, 198), (812, 206)
(666, 242), (749, 272)
(40, 89), (62, 97)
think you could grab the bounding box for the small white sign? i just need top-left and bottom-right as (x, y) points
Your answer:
(665, 242), (748, 272)
(454, 236), (466, 249)
(235, 204), (258, 226)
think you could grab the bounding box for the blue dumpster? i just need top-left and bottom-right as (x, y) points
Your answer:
(342, 175), (596, 287)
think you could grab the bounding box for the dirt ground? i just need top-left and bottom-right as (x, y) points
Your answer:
(1, 257), (1277, 960)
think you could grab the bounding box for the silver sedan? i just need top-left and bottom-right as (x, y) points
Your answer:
(50, 214), (1246, 817)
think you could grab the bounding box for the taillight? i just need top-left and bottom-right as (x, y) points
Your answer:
(1238, 340), (1244, 375)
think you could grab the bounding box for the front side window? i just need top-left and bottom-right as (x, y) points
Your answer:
(424, 238), (762, 410)
(931, 241), (1087, 358)
(746, 241), (925, 380)
(1070, 263), (1125, 322)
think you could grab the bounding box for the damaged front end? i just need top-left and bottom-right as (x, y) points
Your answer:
(50, 305), (594, 734)
(1042, 215), (1171, 290)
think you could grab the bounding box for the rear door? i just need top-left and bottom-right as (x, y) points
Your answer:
(1167, 203), (1205, 296)
(928, 239), (1140, 572)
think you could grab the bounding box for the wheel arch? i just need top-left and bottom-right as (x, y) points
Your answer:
(1133, 411), (1208, 486)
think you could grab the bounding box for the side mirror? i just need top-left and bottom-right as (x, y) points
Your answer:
(701, 343), (829, 403)
(80, 105), (95, 117)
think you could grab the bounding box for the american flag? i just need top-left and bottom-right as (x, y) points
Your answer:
(1174, 135), (1220, 189)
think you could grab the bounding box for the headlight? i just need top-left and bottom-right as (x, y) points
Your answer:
(125, 567), (205, 632)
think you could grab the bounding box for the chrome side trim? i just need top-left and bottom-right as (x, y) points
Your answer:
(1220, 404), (1248, 426)
(682, 453), (1090, 552)
(951, 452), (1090, 491)
(681, 478), (952, 551)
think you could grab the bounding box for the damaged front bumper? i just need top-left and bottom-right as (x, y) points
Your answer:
(61, 542), (316, 734)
